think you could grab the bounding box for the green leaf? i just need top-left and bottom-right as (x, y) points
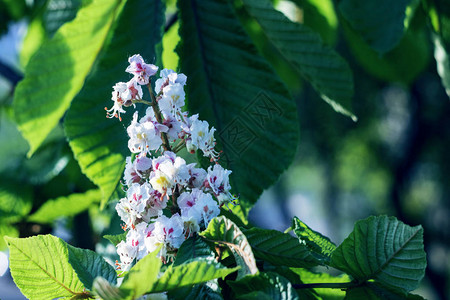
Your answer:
(64, 0), (164, 205)
(120, 251), (163, 299)
(177, 0), (299, 207)
(290, 0), (338, 45)
(0, 179), (32, 223)
(330, 216), (427, 293)
(174, 236), (215, 266)
(67, 244), (117, 290)
(162, 20), (180, 70)
(339, 0), (412, 54)
(242, 227), (320, 268)
(433, 33), (450, 97)
(341, 20), (430, 85)
(168, 282), (224, 300)
(345, 282), (426, 300)
(104, 232), (127, 246)
(5, 235), (87, 300)
(201, 216), (258, 279)
(0, 223), (18, 251)
(238, 0), (355, 120)
(149, 260), (239, 293)
(228, 272), (299, 300)
(292, 216), (336, 264)
(13, 0), (123, 156)
(28, 189), (101, 224)
(93, 276), (126, 300)
(290, 268), (350, 299)
(43, 0), (83, 37)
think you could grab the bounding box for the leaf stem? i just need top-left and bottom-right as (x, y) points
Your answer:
(147, 83), (171, 152)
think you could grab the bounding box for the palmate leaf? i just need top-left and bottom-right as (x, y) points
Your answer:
(149, 260), (239, 293)
(228, 272), (299, 300)
(5, 235), (87, 300)
(13, 0), (123, 156)
(28, 189), (101, 224)
(339, 0), (413, 54)
(242, 227), (320, 268)
(330, 216), (427, 294)
(292, 216), (336, 264)
(201, 216), (258, 279)
(64, 0), (164, 205)
(238, 0), (355, 120)
(177, 0), (299, 207)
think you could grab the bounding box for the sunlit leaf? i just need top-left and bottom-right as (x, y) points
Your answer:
(292, 216), (336, 264)
(28, 189), (100, 224)
(13, 0), (123, 156)
(5, 235), (87, 300)
(149, 260), (238, 293)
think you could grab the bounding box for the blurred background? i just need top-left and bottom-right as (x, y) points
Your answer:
(1, 0), (449, 299)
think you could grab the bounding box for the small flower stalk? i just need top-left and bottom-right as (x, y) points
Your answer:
(106, 55), (238, 271)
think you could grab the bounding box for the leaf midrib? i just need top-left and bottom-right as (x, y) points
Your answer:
(364, 225), (422, 282)
(8, 239), (81, 296)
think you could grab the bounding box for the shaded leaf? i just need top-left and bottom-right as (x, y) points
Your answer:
(168, 282), (224, 300)
(201, 216), (258, 279)
(0, 179), (32, 223)
(177, 0), (299, 207)
(64, 0), (164, 205)
(28, 189), (100, 224)
(228, 272), (299, 300)
(5, 235), (86, 300)
(331, 216), (426, 293)
(174, 236), (215, 266)
(292, 216), (336, 264)
(13, 0), (123, 156)
(341, 19), (430, 85)
(345, 282), (426, 300)
(339, 0), (412, 54)
(67, 244), (117, 290)
(242, 227), (320, 268)
(239, 0), (355, 119)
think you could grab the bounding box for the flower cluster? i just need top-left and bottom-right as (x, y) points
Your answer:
(106, 55), (237, 271)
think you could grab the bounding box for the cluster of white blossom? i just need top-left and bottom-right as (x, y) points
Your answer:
(105, 55), (237, 271)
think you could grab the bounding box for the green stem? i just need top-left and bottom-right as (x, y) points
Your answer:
(172, 139), (186, 153)
(292, 281), (360, 290)
(147, 83), (171, 152)
(132, 99), (152, 106)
